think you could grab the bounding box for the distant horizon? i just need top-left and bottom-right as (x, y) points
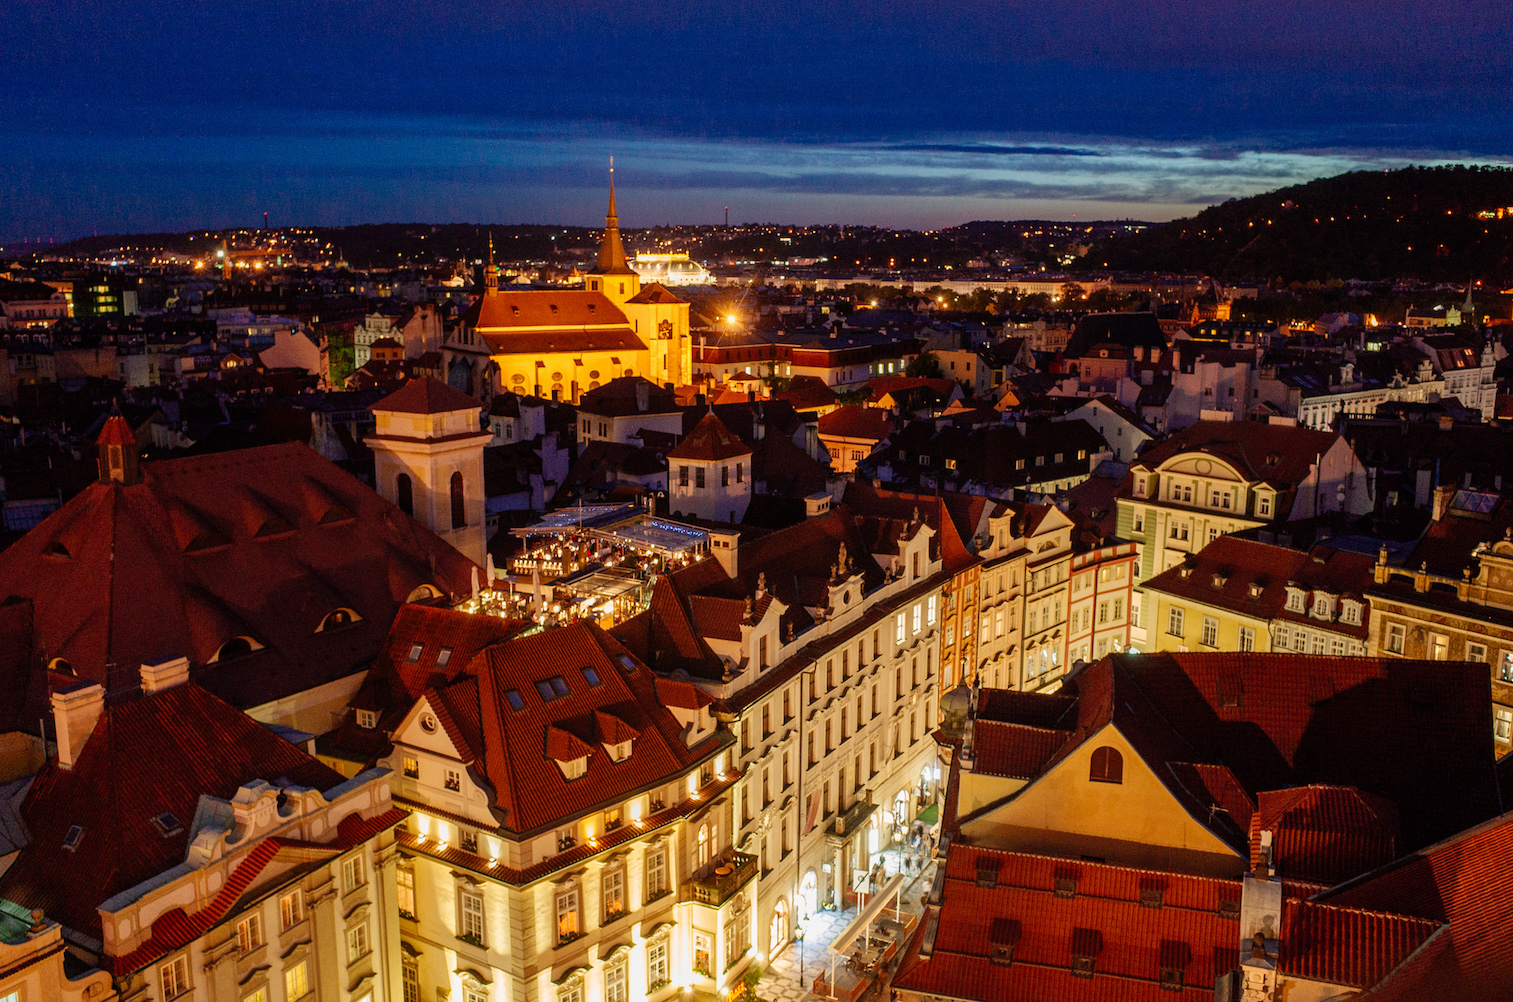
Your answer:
(5, 2), (1512, 243)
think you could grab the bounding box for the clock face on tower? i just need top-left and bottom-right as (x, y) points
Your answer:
(658, 319), (674, 340)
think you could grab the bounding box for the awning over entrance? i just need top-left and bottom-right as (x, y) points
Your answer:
(916, 804), (939, 826)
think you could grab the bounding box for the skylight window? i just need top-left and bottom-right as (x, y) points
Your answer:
(63, 825), (84, 851)
(436, 647), (453, 668)
(616, 655), (638, 674)
(505, 689), (526, 711)
(151, 812), (183, 837)
(406, 642), (424, 663)
(582, 667), (602, 687)
(535, 676), (571, 702)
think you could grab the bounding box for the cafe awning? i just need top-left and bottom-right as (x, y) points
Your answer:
(828, 873), (906, 957)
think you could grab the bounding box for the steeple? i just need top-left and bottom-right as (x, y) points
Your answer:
(96, 411), (140, 485)
(485, 231), (498, 293)
(589, 158), (636, 278)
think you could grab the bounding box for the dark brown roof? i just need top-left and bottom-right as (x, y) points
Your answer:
(1129, 420), (1342, 489)
(373, 376), (482, 415)
(625, 283), (684, 305)
(818, 404), (892, 441)
(667, 412), (752, 461)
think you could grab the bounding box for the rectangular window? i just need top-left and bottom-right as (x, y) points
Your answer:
(759, 635), (768, 668)
(927, 595), (937, 625)
(913, 603), (922, 635)
(1238, 626), (1254, 652)
(245, 987), (269, 1002)
(648, 939), (670, 987)
(1258, 496), (1272, 516)
(722, 466), (730, 487)
(280, 890), (304, 930)
(347, 921), (370, 963)
(556, 888), (580, 943)
(679, 465), (689, 487)
(403, 756), (418, 778)
(1168, 607), (1185, 637)
(161, 956), (191, 1000)
(1386, 623), (1405, 654)
(603, 870), (626, 921)
(895, 612), (905, 644)
(342, 855), (365, 894)
(285, 962), (309, 1001)
(1496, 708), (1512, 742)
(237, 912), (263, 954)
(695, 467), (706, 489)
(1431, 633), (1449, 660)
(397, 866), (416, 918)
(1468, 642), (1488, 663)
(403, 962), (422, 1002)
(1133, 510), (1145, 533)
(647, 849), (668, 899)
(461, 888), (487, 944)
(1201, 617), (1218, 647)
(606, 962), (629, 1002)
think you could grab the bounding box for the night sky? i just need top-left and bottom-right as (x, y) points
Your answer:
(6, 1), (1513, 240)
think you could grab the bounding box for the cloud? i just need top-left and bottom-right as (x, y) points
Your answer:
(889, 143), (1101, 157)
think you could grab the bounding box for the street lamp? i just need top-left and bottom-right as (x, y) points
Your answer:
(797, 923), (807, 989)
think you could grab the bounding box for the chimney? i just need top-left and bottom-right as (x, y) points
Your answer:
(709, 527), (740, 578)
(51, 682), (105, 770)
(804, 492), (832, 517)
(1438, 414), (1454, 431)
(140, 656), (191, 693)
(1432, 484), (1457, 522)
(635, 380), (650, 412)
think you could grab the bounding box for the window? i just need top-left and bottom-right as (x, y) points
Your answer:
(1200, 617), (1218, 647)
(1468, 642), (1488, 663)
(445, 769), (462, 791)
(556, 827), (577, 852)
(280, 890), (304, 930)
(1169, 522), (1189, 541)
(396, 473), (413, 515)
(1089, 747), (1123, 784)
(1258, 495), (1272, 517)
(1167, 607), (1184, 637)
(347, 921), (370, 963)
(460, 887), (487, 944)
(398, 866), (416, 919)
(505, 689), (525, 711)
(603, 869), (626, 921)
(1431, 633), (1449, 660)
(927, 595), (937, 625)
(648, 939), (670, 988)
(245, 988), (269, 1002)
(407, 642), (425, 662)
(403, 756), (419, 778)
(895, 612), (905, 644)
(679, 465), (690, 487)
(285, 961), (309, 1001)
(1133, 511), (1145, 533)
(1386, 623), (1405, 654)
(450, 471), (466, 529)
(161, 955), (191, 999)
(436, 647), (453, 668)
(606, 960), (628, 1002)
(556, 887), (580, 943)
(342, 855), (365, 894)
(913, 603), (922, 635)
(402, 961), (422, 1002)
(535, 675), (571, 702)
(696, 467), (706, 489)
(461, 828), (478, 853)
(1496, 707), (1512, 742)
(237, 912), (264, 954)
(647, 848), (669, 899)
(1238, 626), (1254, 652)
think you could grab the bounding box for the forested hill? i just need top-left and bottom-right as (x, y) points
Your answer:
(1083, 165), (1513, 284)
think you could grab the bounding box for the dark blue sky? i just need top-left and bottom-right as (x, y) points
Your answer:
(6, 1), (1513, 240)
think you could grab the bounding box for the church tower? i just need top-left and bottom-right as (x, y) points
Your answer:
(587, 163), (641, 307)
(366, 377), (493, 567)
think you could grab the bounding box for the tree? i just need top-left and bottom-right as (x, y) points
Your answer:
(906, 351), (943, 379)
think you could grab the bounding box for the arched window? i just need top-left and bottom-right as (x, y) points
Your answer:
(1089, 746), (1123, 784)
(396, 473), (413, 516)
(210, 636), (263, 663)
(316, 608), (363, 633)
(450, 471), (465, 530)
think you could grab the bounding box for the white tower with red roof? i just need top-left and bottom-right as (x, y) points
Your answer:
(367, 377), (493, 567)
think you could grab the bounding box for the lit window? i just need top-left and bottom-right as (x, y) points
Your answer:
(285, 961), (309, 1001)
(347, 921), (370, 963)
(237, 912), (264, 954)
(1167, 607), (1185, 637)
(460, 888), (487, 944)
(161, 956), (191, 999)
(342, 856), (365, 894)
(356, 709), (377, 729)
(1386, 623), (1405, 654)
(280, 890), (304, 930)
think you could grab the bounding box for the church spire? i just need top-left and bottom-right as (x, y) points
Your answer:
(485, 231), (498, 292)
(590, 158), (635, 277)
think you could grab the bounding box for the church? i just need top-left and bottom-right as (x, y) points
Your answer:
(444, 175), (693, 403)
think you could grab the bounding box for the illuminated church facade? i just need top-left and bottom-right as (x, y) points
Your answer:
(445, 178), (693, 403)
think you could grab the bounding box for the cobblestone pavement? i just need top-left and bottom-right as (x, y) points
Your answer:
(758, 848), (937, 1002)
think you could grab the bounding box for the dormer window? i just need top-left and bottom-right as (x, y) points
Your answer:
(605, 740), (634, 762)
(1284, 587), (1305, 613)
(1339, 600), (1362, 625)
(151, 812), (183, 838)
(1248, 582), (1263, 599)
(356, 709), (377, 729)
(557, 756), (588, 780)
(1311, 593), (1335, 621)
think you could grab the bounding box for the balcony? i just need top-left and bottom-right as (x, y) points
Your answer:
(828, 797), (876, 840)
(683, 850), (758, 907)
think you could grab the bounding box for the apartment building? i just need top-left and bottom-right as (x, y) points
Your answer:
(611, 505), (951, 966)
(1367, 485), (1513, 756)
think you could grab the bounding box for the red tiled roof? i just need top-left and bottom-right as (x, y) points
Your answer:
(96, 414), (135, 446)
(894, 845), (1243, 1002)
(625, 283), (684, 305)
(1319, 811), (1513, 1002)
(666, 412), (752, 461)
(472, 289), (631, 331)
(372, 376), (482, 415)
(0, 443), (480, 733)
(474, 623), (725, 833)
(840, 482), (981, 576)
(1278, 899), (1438, 988)
(818, 404), (892, 442)
(972, 720), (1069, 779)
(0, 683), (346, 943)
(1251, 785), (1399, 885)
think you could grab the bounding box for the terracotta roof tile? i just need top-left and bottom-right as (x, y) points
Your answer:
(666, 412), (752, 461)
(1278, 899), (1439, 988)
(1129, 420), (1342, 489)
(1250, 785), (1399, 885)
(818, 404), (893, 442)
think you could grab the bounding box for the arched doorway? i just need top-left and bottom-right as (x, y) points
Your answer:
(800, 870), (818, 918)
(770, 899), (788, 952)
